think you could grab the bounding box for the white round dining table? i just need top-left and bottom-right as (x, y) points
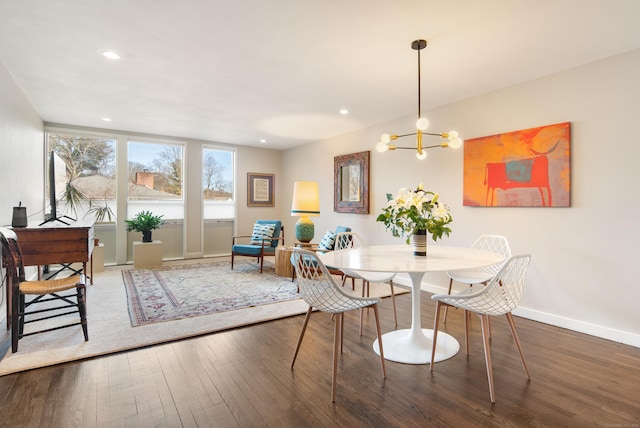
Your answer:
(317, 245), (504, 365)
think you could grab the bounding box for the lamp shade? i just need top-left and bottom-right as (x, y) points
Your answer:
(291, 181), (320, 217)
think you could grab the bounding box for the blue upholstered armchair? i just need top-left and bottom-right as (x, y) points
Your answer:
(231, 220), (284, 273)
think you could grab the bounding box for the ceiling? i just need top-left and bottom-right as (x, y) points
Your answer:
(1, 0), (640, 150)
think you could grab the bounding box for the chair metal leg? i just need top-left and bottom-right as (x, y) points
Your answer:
(372, 304), (386, 379)
(443, 278), (454, 323)
(480, 314), (496, 403)
(331, 312), (343, 402)
(430, 301), (443, 371)
(291, 307), (313, 369)
(505, 312), (531, 379)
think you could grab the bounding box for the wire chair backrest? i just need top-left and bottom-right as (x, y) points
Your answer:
(442, 254), (531, 316)
(334, 232), (363, 250)
(470, 235), (512, 276)
(292, 247), (369, 313)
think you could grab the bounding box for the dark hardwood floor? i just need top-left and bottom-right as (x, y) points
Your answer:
(0, 289), (638, 427)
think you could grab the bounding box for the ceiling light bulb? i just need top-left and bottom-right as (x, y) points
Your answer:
(416, 117), (430, 131)
(102, 51), (121, 60)
(449, 137), (463, 149)
(416, 150), (427, 160)
(376, 141), (389, 153)
(339, 108), (349, 115)
(102, 117), (111, 122)
(381, 134), (391, 143)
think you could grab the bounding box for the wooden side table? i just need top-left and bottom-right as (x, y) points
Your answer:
(275, 246), (294, 277)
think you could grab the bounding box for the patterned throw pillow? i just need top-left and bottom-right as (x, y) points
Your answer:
(250, 223), (276, 245)
(318, 230), (337, 251)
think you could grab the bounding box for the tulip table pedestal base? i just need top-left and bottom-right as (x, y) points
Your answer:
(373, 328), (460, 364)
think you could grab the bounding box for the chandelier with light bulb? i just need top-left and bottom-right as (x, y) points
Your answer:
(375, 39), (463, 160)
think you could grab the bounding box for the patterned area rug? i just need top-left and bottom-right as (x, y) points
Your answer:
(123, 260), (300, 326)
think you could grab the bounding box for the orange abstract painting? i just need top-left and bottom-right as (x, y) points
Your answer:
(463, 122), (571, 207)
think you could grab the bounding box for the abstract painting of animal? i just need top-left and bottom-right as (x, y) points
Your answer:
(464, 123), (570, 207)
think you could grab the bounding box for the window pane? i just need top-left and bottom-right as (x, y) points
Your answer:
(203, 148), (234, 201)
(128, 141), (183, 201)
(47, 132), (116, 222)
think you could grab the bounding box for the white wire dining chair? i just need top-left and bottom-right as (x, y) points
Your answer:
(443, 235), (511, 323)
(430, 254), (532, 403)
(334, 231), (398, 331)
(290, 248), (387, 402)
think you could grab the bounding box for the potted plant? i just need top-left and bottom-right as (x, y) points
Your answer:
(125, 210), (164, 243)
(376, 183), (453, 256)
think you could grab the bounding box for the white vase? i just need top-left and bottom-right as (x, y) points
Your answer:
(411, 230), (427, 256)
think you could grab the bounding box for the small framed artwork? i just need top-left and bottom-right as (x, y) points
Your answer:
(247, 173), (275, 207)
(334, 150), (370, 214)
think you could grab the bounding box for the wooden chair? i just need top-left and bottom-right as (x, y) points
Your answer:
(231, 220), (284, 273)
(430, 254), (532, 402)
(0, 227), (88, 353)
(290, 248), (386, 402)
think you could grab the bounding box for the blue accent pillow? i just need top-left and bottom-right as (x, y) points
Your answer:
(250, 223), (276, 245)
(318, 230), (337, 250)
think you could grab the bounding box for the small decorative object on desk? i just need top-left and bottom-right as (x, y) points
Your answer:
(376, 183), (453, 256)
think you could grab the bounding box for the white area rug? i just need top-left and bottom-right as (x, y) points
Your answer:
(0, 257), (401, 376)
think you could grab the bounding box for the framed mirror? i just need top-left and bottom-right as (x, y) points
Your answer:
(334, 151), (370, 214)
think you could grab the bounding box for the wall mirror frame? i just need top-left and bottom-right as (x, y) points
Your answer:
(334, 150), (370, 214)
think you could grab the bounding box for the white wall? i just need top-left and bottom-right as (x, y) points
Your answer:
(0, 61), (44, 227)
(281, 49), (640, 347)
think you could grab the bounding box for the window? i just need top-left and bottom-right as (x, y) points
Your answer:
(47, 132), (116, 222)
(128, 141), (183, 201)
(203, 147), (235, 219)
(127, 140), (184, 219)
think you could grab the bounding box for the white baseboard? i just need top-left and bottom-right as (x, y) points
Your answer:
(184, 252), (204, 259)
(392, 276), (640, 349)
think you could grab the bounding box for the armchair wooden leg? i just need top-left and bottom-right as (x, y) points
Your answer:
(372, 304), (386, 379)
(291, 307), (313, 369)
(505, 312), (531, 379)
(443, 278), (454, 323)
(430, 301), (443, 371)
(480, 314), (496, 403)
(331, 312), (343, 402)
(464, 310), (470, 355)
(389, 280), (397, 328)
(78, 285), (89, 341)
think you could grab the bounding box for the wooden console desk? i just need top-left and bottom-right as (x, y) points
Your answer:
(12, 219), (95, 284)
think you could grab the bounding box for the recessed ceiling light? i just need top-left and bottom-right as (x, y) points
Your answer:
(260, 139), (266, 143)
(102, 51), (121, 60)
(339, 108), (349, 115)
(102, 117), (112, 122)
